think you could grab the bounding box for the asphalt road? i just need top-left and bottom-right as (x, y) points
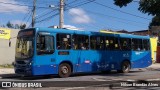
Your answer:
(0, 68), (160, 90)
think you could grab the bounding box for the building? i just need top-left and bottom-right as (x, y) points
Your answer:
(0, 28), (19, 64)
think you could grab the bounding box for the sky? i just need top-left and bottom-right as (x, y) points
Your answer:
(0, 0), (153, 32)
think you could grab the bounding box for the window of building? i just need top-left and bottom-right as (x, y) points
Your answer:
(37, 35), (54, 55)
(56, 33), (71, 50)
(120, 38), (131, 50)
(72, 34), (89, 50)
(90, 36), (105, 50)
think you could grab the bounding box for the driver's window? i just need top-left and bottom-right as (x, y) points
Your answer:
(37, 35), (54, 55)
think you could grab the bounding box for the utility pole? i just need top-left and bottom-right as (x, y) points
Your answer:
(59, 0), (64, 28)
(32, 0), (36, 28)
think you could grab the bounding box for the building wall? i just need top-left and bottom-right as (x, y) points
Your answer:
(0, 28), (19, 64)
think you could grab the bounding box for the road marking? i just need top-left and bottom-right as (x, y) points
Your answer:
(127, 79), (135, 81)
(112, 79), (123, 81)
(61, 84), (110, 90)
(92, 78), (123, 81)
(146, 78), (160, 81)
(61, 87), (87, 90)
(92, 78), (107, 81)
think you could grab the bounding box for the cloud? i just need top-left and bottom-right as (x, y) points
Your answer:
(63, 25), (83, 30)
(0, 0), (29, 13)
(10, 20), (30, 27)
(68, 8), (92, 24)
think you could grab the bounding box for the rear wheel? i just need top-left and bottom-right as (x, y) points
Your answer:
(118, 61), (130, 73)
(58, 63), (71, 78)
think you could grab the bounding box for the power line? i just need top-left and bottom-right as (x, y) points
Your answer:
(36, 13), (59, 24)
(93, 1), (151, 21)
(0, 1), (51, 9)
(65, 0), (96, 9)
(85, 9), (148, 25)
(35, 0), (96, 25)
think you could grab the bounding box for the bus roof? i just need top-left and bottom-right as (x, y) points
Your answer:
(25, 27), (150, 39)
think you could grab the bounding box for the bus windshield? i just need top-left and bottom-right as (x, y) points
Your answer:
(15, 36), (34, 60)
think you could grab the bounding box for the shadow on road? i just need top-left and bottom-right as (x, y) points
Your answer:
(0, 70), (144, 80)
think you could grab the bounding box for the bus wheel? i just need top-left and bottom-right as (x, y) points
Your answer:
(58, 63), (71, 78)
(118, 61), (130, 73)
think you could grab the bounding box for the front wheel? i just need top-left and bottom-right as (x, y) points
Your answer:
(58, 63), (71, 78)
(118, 61), (130, 73)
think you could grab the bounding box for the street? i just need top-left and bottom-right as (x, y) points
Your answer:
(0, 66), (160, 90)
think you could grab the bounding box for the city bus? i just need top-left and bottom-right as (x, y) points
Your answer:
(14, 27), (152, 78)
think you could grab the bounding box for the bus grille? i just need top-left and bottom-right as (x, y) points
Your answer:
(16, 61), (26, 64)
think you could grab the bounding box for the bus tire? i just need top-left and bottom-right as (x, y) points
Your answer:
(118, 61), (130, 73)
(58, 63), (71, 78)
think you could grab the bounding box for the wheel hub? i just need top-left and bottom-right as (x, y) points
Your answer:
(61, 66), (68, 74)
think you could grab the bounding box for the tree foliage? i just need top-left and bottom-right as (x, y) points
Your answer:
(6, 21), (26, 29)
(113, 0), (160, 16)
(6, 21), (13, 28)
(149, 16), (160, 29)
(114, 0), (133, 7)
(20, 24), (26, 29)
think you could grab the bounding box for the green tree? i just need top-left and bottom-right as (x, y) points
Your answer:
(20, 24), (26, 29)
(113, 0), (160, 28)
(15, 24), (20, 29)
(149, 16), (160, 29)
(113, 0), (160, 16)
(6, 21), (12, 28)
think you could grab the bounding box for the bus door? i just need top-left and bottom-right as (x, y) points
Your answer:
(105, 36), (121, 70)
(72, 34), (91, 72)
(34, 32), (56, 75)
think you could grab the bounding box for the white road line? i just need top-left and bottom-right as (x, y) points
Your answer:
(112, 79), (123, 81)
(146, 78), (160, 81)
(61, 84), (110, 90)
(127, 79), (135, 81)
(61, 87), (87, 90)
(92, 78), (107, 81)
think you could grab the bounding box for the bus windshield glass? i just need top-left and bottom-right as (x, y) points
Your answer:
(15, 30), (34, 59)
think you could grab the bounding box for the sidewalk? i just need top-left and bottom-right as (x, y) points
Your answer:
(146, 63), (160, 70)
(0, 68), (14, 74)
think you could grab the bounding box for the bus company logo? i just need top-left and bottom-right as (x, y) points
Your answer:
(2, 82), (11, 87)
(123, 53), (129, 57)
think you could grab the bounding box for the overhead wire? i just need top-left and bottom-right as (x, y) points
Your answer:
(93, 1), (151, 20)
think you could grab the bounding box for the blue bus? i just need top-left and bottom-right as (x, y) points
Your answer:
(14, 27), (152, 78)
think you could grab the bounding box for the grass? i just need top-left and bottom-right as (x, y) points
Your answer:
(0, 64), (14, 68)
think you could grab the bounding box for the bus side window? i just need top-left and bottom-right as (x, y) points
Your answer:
(37, 35), (54, 55)
(105, 36), (114, 50)
(56, 33), (71, 50)
(114, 38), (120, 50)
(120, 38), (131, 50)
(73, 34), (89, 50)
(132, 39), (143, 51)
(90, 36), (104, 50)
(143, 39), (150, 50)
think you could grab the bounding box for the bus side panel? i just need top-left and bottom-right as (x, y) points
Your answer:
(131, 51), (152, 68)
(71, 50), (94, 73)
(32, 56), (58, 75)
